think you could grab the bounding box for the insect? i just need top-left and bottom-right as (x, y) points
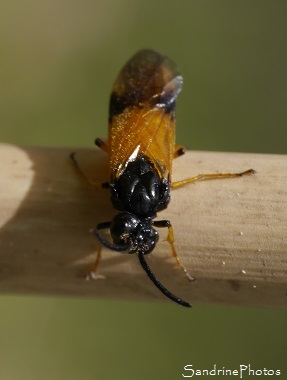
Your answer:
(72, 49), (255, 307)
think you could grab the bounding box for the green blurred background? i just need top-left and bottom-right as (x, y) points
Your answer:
(1, 1), (287, 379)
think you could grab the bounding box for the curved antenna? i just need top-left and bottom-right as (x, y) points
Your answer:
(93, 228), (129, 252)
(138, 252), (191, 308)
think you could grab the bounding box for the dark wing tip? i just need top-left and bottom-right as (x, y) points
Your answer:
(110, 50), (182, 118)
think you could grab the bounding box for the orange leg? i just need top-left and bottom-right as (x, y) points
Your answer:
(87, 221), (112, 279)
(95, 137), (109, 153)
(153, 220), (193, 281)
(172, 169), (255, 189)
(174, 144), (186, 159)
(86, 244), (106, 280)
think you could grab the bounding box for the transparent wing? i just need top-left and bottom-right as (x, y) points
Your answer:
(108, 49), (182, 181)
(109, 106), (176, 180)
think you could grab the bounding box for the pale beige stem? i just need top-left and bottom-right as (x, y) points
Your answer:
(0, 143), (286, 308)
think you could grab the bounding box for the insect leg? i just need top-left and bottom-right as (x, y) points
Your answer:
(153, 220), (193, 281)
(88, 222), (112, 279)
(70, 151), (109, 189)
(171, 169), (256, 189)
(95, 137), (109, 153)
(174, 144), (186, 158)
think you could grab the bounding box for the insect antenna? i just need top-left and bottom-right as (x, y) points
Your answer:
(93, 228), (129, 252)
(138, 252), (191, 308)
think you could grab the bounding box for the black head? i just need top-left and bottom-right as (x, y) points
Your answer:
(110, 212), (158, 254)
(94, 212), (158, 254)
(93, 212), (191, 308)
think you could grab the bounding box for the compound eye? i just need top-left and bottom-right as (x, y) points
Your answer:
(143, 228), (159, 254)
(110, 212), (139, 246)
